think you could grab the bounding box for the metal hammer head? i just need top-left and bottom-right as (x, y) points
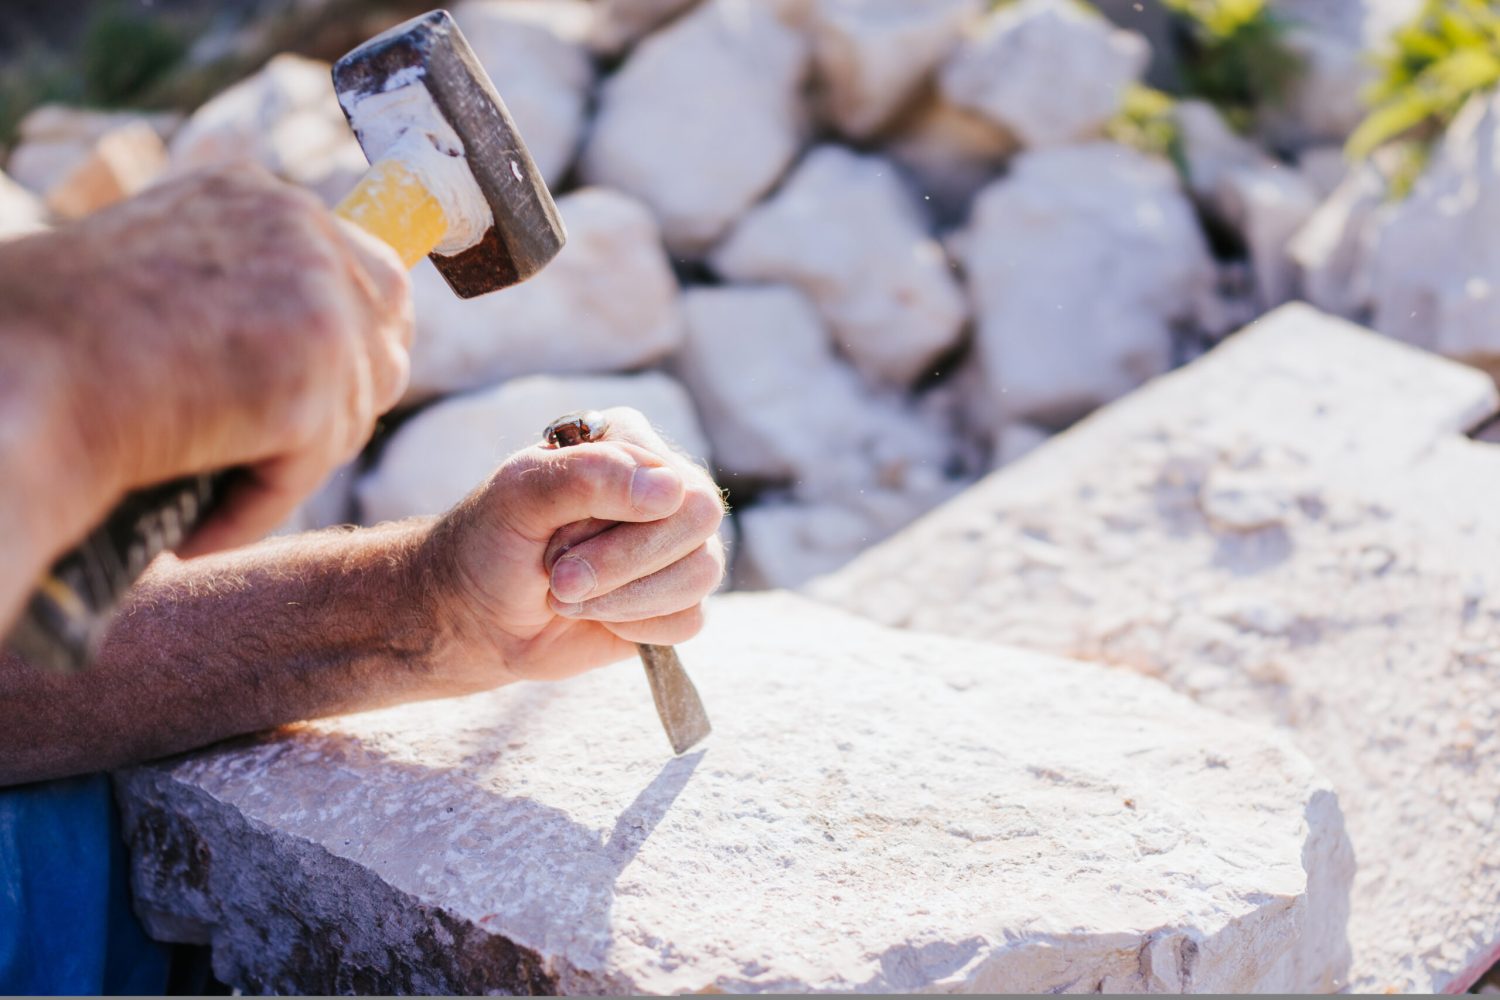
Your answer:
(332, 10), (565, 298)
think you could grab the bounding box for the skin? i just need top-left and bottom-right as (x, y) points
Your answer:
(0, 164), (413, 633)
(0, 170), (726, 786)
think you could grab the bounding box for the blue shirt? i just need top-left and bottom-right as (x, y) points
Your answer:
(0, 773), (172, 994)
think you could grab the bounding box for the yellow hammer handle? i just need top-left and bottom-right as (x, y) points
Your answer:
(333, 158), (448, 268)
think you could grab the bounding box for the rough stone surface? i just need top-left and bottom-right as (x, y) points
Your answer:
(452, 1), (595, 188)
(117, 591), (1352, 994)
(168, 54), (366, 205)
(806, 0), (979, 140)
(1367, 89), (1500, 369)
(406, 187), (683, 401)
(939, 0), (1148, 149)
(710, 145), (967, 386)
(1287, 157), (1385, 320)
(39, 121), (168, 219)
(815, 303), (1500, 994)
(1177, 101), (1319, 309)
(952, 142), (1214, 428)
(579, 0), (809, 254)
(6, 105), (178, 196)
(358, 372), (708, 525)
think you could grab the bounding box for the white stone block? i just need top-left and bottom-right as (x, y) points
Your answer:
(169, 54), (367, 205)
(710, 146), (967, 386)
(1368, 89), (1500, 368)
(953, 141), (1213, 427)
(358, 372), (709, 524)
(817, 303), (1500, 993)
(117, 591), (1352, 994)
(807, 0), (980, 139)
(579, 0), (809, 255)
(939, 0), (1147, 148)
(407, 187), (684, 401)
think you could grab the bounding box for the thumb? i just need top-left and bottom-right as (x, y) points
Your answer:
(494, 442), (686, 545)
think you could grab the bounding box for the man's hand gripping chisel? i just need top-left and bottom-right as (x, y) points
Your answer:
(5, 10), (565, 672)
(544, 411), (713, 756)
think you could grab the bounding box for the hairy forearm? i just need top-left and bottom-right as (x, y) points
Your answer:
(0, 519), (483, 785)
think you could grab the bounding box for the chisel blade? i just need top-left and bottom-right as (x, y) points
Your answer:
(637, 642), (712, 755)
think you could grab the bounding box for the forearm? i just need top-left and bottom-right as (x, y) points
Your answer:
(0, 519), (483, 785)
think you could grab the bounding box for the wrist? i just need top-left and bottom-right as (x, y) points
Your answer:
(404, 515), (520, 693)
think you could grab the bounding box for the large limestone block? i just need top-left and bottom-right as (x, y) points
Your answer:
(1367, 90), (1500, 371)
(807, 0), (980, 140)
(117, 592), (1352, 994)
(169, 54), (366, 205)
(358, 371), (709, 524)
(938, 0), (1148, 149)
(953, 142), (1214, 428)
(452, 1), (595, 188)
(710, 145), (967, 386)
(578, 0), (809, 255)
(406, 187), (683, 401)
(816, 303), (1500, 993)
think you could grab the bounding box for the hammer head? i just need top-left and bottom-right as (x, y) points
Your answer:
(332, 10), (565, 298)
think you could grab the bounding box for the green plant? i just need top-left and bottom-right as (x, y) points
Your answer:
(1106, 84), (1188, 174)
(79, 1), (193, 108)
(1346, 0), (1500, 159)
(1160, 0), (1303, 131)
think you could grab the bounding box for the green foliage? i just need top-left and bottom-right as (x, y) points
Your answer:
(1160, 0), (1303, 131)
(1346, 0), (1500, 159)
(0, 1), (194, 147)
(79, 2), (192, 108)
(1106, 84), (1188, 173)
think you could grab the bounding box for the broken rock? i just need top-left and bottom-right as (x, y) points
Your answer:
(406, 187), (684, 401)
(38, 121), (168, 220)
(358, 372), (709, 524)
(579, 0), (809, 254)
(939, 0), (1148, 149)
(117, 591), (1352, 993)
(1287, 157), (1385, 320)
(816, 303), (1500, 993)
(168, 54), (366, 205)
(0, 171), (47, 241)
(953, 141), (1214, 428)
(452, 1), (595, 188)
(710, 145), (967, 386)
(806, 0), (980, 140)
(1367, 89), (1500, 369)
(588, 0), (700, 54)
(879, 93), (1016, 226)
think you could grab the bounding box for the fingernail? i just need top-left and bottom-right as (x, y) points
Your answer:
(630, 464), (682, 515)
(550, 554), (597, 603)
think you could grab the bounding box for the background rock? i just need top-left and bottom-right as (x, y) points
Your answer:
(118, 591), (1352, 994)
(1288, 158), (1385, 320)
(954, 141), (1214, 429)
(1367, 89), (1500, 371)
(579, 0), (809, 254)
(0, 170), (47, 240)
(879, 93), (1016, 226)
(168, 53), (366, 205)
(939, 0), (1148, 149)
(452, 1), (595, 189)
(358, 372), (709, 525)
(588, 0), (701, 54)
(710, 145), (967, 386)
(815, 303), (1500, 994)
(406, 187), (684, 402)
(807, 0), (979, 140)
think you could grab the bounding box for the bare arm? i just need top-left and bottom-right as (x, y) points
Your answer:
(0, 522), (452, 783)
(0, 408), (726, 785)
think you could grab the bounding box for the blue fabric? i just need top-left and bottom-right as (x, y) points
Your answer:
(0, 774), (172, 995)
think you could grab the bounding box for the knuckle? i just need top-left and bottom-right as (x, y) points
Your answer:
(685, 544), (724, 593)
(679, 485), (726, 536)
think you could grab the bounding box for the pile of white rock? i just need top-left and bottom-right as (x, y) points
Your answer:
(0, 0), (1483, 588)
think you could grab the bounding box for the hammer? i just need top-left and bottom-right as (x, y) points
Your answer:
(6, 11), (564, 672)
